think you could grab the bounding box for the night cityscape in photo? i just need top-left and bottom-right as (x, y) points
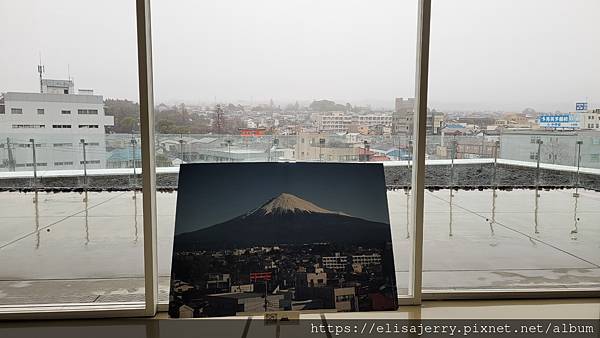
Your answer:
(168, 163), (398, 318)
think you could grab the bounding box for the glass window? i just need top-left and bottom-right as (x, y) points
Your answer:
(0, 0), (145, 312)
(151, 0), (419, 303)
(424, 0), (600, 293)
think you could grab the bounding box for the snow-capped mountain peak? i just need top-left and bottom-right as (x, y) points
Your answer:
(254, 193), (335, 215)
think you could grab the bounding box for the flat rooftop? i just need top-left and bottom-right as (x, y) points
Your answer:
(0, 188), (598, 306)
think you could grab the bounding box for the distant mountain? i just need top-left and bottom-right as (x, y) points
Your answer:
(174, 193), (391, 250)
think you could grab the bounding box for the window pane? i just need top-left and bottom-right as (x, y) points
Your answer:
(0, 0), (146, 308)
(151, 0), (419, 305)
(423, 0), (600, 292)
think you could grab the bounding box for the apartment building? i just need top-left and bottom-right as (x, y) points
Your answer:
(295, 132), (360, 161)
(0, 78), (114, 171)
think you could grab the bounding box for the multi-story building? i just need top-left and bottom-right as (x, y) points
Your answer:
(0, 78), (113, 171)
(295, 133), (360, 162)
(354, 113), (393, 127)
(392, 98), (444, 135)
(315, 112), (353, 132)
(499, 129), (600, 168)
(321, 253), (348, 270)
(351, 253), (381, 267)
(578, 109), (600, 130)
(392, 97), (415, 134)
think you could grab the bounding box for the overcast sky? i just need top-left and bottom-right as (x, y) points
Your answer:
(0, 0), (598, 112)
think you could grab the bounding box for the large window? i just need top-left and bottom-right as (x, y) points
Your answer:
(0, 0), (151, 317)
(0, 0), (598, 320)
(423, 0), (600, 295)
(151, 0), (420, 304)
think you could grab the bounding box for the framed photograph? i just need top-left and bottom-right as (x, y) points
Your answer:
(169, 163), (397, 317)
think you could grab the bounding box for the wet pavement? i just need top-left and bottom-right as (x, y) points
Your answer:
(0, 188), (598, 306)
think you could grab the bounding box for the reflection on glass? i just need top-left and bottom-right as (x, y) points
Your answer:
(133, 190), (139, 243)
(33, 191), (40, 250)
(84, 191), (89, 246)
(534, 188), (540, 235)
(570, 193), (579, 241)
(448, 189), (453, 238)
(405, 189), (410, 239)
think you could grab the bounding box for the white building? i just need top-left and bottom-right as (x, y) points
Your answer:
(351, 253), (382, 266)
(316, 112), (353, 132)
(354, 113), (393, 127)
(0, 78), (114, 171)
(322, 253), (348, 270)
(578, 109), (600, 130)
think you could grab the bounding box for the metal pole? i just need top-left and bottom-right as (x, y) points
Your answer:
(450, 140), (456, 188)
(535, 139), (543, 188)
(179, 136), (184, 164)
(131, 137), (138, 187)
(80, 139), (88, 187)
(493, 140), (499, 187)
(29, 139), (38, 187)
(574, 140), (582, 197)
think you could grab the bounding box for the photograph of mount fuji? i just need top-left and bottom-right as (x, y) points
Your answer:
(169, 163), (397, 318)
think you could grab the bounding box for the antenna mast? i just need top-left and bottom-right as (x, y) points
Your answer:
(37, 54), (45, 93)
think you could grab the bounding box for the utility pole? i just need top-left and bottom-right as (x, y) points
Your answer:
(29, 139), (38, 187)
(80, 139), (88, 187)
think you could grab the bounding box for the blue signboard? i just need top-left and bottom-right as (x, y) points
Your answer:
(538, 114), (579, 129)
(576, 102), (588, 111)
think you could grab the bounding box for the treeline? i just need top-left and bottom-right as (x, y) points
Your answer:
(104, 99), (245, 135)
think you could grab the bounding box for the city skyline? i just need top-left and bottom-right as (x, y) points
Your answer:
(1, 0), (599, 112)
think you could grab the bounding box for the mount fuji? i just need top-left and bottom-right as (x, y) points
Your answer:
(174, 193), (391, 250)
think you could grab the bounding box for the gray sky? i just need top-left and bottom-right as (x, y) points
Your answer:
(1, 0), (598, 112)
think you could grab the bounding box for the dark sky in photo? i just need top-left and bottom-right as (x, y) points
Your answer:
(174, 163), (390, 234)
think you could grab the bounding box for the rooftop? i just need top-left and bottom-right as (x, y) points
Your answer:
(0, 186), (598, 305)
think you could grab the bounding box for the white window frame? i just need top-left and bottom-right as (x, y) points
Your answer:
(2, 0), (598, 320)
(0, 0), (157, 320)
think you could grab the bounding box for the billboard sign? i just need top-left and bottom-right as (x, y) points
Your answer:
(538, 114), (579, 130)
(576, 102), (588, 111)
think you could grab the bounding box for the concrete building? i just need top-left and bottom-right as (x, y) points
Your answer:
(578, 109), (600, 130)
(0, 78), (113, 172)
(354, 113), (393, 127)
(333, 287), (358, 312)
(499, 130), (600, 168)
(315, 112), (353, 132)
(351, 253), (382, 267)
(392, 97), (415, 134)
(392, 98), (444, 135)
(322, 253), (348, 270)
(294, 133), (359, 162)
